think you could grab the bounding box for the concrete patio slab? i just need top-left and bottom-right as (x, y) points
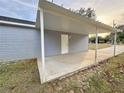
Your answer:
(45, 45), (124, 81)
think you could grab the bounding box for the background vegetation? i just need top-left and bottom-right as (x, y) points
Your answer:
(89, 31), (124, 44)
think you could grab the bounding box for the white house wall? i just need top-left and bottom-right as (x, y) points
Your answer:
(44, 30), (88, 56)
(0, 25), (89, 61)
(69, 34), (88, 53)
(44, 30), (61, 56)
(0, 25), (41, 62)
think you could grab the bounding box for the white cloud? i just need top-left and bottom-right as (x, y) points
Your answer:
(0, 7), (22, 18)
(0, 0), (38, 21)
(12, 0), (38, 9)
(54, 0), (124, 25)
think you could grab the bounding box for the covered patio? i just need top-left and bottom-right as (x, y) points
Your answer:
(36, 0), (118, 83)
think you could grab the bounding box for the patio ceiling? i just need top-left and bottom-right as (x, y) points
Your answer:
(36, 0), (113, 34)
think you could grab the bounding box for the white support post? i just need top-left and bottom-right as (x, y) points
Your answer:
(95, 23), (98, 63)
(37, 8), (46, 84)
(113, 21), (117, 56)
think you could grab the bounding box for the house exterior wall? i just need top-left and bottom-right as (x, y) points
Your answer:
(45, 30), (88, 56)
(45, 30), (61, 56)
(0, 25), (89, 61)
(0, 25), (40, 62)
(69, 33), (88, 53)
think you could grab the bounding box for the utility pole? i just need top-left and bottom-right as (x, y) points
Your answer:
(95, 22), (98, 63)
(113, 20), (117, 57)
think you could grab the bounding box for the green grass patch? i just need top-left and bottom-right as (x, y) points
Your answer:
(0, 59), (41, 93)
(89, 44), (111, 50)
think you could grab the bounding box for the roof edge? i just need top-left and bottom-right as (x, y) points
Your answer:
(0, 16), (35, 25)
(0, 16), (36, 28)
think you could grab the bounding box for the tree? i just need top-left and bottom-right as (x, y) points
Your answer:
(78, 8), (86, 15)
(104, 31), (124, 44)
(117, 32), (124, 44)
(85, 8), (96, 20)
(72, 7), (96, 20)
(117, 25), (124, 32)
(89, 35), (113, 44)
(104, 35), (112, 43)
(89, 36), (105, 43)
(89, 36), (96, 43)
(116, 25), (124, 44)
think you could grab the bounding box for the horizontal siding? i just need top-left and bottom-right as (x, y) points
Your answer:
(0, 25), (40, 62)
(44, 30), (88, 56)
(45, 30), (61, 56)
(0, 26), (89, 61)
(69, 34), (88, 53)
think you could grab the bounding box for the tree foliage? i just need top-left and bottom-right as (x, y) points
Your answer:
(89, 31), (124, 44)
(117, 32), (124, 43)
(70, 7), (96, 20)
(89, 36), (111, 44)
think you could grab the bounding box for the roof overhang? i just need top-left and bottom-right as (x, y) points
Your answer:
(36, 0), (113, 34)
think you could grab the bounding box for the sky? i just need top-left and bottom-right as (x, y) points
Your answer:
(0, 0), (38, 21)
(0, 0), (124, 26)
(53, 0), (124, 26)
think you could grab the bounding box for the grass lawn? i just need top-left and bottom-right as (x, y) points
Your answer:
(0, 59), (42, 93)
(89, 44), (111, 50)
(0, 53), (124, 93)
